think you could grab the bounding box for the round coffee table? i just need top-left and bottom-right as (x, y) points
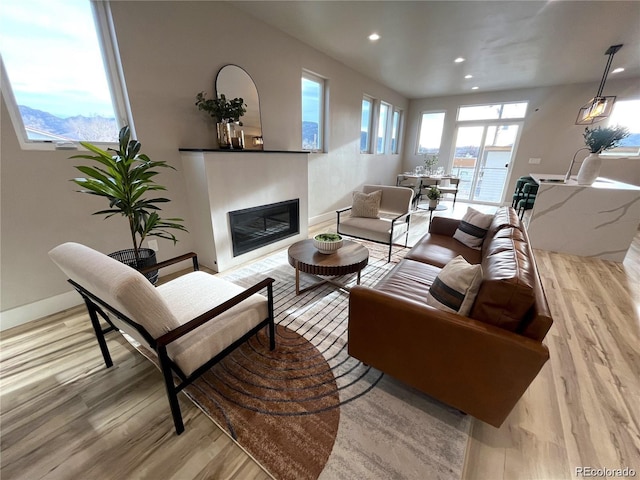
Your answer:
(287, 239), (369, 294)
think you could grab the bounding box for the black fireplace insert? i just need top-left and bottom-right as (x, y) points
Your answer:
(229, 199), (300, 257)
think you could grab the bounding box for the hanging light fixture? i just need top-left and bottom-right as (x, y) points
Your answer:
(575, 44), (623, 125)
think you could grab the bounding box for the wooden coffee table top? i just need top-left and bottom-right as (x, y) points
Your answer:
(287, 239), (369, 276)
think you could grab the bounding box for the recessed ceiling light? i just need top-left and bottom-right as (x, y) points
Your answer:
(464, 74), (473, 79)
(454, 57), (465, 63)
(612, 67), (625, 73)
(368, 33), (380, 41)
(471, 86), (479, 90)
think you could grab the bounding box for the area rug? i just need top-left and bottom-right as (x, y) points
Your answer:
(160, 241), (470, 479)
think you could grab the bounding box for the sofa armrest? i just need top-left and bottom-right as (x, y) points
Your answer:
(428, 216), (461, 236)
(348, 286), (549, 427)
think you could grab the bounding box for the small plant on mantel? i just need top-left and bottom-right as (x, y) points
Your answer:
(583, 125), (629, 153)
(195, 92), (246, 124)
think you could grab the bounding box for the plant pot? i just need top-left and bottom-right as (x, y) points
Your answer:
(108, 248), (158, 285)
(428, 199), (439, 209)
(313, 233), (343, 254)
(217, 122), (233, 149)
(576, 153), (602, 185)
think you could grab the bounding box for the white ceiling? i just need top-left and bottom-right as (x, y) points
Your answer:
(231, 0), (640, 99)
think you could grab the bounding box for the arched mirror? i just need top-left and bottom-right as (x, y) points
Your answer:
(216, 65), (263, 149)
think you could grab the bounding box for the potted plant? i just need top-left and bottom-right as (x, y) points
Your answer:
(195, 92), (247, 149)
(71, 126), (187, 283)
(423, 154), (439, 174)
(425, 186), (441, 209)
(313, 232), (343, 254)
(577, 125), (629, 185)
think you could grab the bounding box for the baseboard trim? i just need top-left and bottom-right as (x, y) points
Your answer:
(309, 211), (335, 226)
(0, 291), (82, 332)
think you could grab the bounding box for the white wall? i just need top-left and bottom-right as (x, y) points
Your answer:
(0, 1), (407, 327)
(403, 77), (640, 200)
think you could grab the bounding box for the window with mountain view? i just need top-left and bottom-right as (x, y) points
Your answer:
(361, 96), (373, 153)
(0, 0), (127, 144)
(301, 72), (325, 152)
(603, 99), (640, 157)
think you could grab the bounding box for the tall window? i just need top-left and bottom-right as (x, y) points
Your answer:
(301, 72), (325, 152)
(0, 0), (129, 145)
(603, 99), (640, 156)
(417, 111), (446, 155)
(376, 102), (390, 154)
(391, 109), (402, 154)
(361, 96), (373, 153)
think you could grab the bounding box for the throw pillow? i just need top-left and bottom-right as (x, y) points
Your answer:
(426, 255), (483, 316)
(453, 206), (494, 249)
(351, 190), (382, 218)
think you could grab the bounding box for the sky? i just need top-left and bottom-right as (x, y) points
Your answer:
(0, 0), (115, 118)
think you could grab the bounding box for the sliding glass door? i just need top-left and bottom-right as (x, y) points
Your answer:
(451, 123), (521, 203)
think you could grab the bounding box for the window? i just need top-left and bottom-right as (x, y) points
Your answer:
(376, 102), (390, 154)
(602, 99), (640, 156)
(301, 72), (325, 152)
(0, 0), (130, 146)
(417, 111), (446, 155)
(457, 102), (528, 121)
(391, 109), (402, 154)
(361, 96), (373, 153)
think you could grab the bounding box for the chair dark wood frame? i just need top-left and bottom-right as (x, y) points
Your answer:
(67, 252), (275, 435)
(336, 207), (412, 262)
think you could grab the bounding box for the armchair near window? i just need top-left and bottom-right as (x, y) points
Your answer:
(337, 184), (414, 262)
(48, 242), (275, 435)
(437, 177), (461, 205)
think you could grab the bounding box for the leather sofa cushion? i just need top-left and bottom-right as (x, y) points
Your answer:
(375, 259), (440, 306)
(483, 207), (524, 256)
(471, 232), (535, 332)
(406, 233), (482, 268)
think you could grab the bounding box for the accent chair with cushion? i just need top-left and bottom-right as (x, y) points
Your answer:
(337, 184), (414, 262)
(48, 242), (275, 435)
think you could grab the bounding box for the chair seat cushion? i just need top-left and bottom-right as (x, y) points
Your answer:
(339, 214), (408, 244)
(157, 271), (268, 376)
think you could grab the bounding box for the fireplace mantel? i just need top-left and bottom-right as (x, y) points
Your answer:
(180, 150), (309, 272)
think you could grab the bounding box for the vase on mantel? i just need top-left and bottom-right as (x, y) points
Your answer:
(576, 152), (602, 185)
(216, 122), (232, 149)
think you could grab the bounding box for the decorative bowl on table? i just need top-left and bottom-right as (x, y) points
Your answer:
(313, 233), (343, 254)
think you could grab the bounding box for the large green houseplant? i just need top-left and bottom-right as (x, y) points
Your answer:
(71, 126), (187, 277)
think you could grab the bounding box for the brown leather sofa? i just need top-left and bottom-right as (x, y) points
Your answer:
(348, 207), (553, 427)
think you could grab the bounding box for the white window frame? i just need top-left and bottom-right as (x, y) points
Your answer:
(361, 95), (374, 154)
(601, 99), (640, 157)
(301, 70), (326, 153)
(0, 1), (133, 151)
(416, 110), (446, 156)
(391, 108), (402, 154)
(376, 101), (391, 154)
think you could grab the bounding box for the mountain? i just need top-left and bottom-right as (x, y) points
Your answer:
(18, 106), (118, 142)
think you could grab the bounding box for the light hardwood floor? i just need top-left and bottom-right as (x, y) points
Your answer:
(1, 203), (638, 480)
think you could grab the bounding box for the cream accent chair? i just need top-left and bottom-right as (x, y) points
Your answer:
(48, 242), (275, 435)
(336, 184), (414, 262)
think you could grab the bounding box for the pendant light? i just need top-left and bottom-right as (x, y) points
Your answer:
(575, 44), (623, 125)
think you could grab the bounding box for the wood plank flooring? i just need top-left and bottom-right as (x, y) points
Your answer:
(1, 202), (638, 480)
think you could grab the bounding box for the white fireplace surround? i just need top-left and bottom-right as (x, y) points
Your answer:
(180, 150), (309, 272)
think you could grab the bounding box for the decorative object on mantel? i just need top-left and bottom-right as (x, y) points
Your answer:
(313, 233), (344, 254)
(71, 126), (188, 283)
(575, 44), (623, 125)
(426, 185), (441, 209)
(575, 125), (629, 185)
(195, 92), (246, 149)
